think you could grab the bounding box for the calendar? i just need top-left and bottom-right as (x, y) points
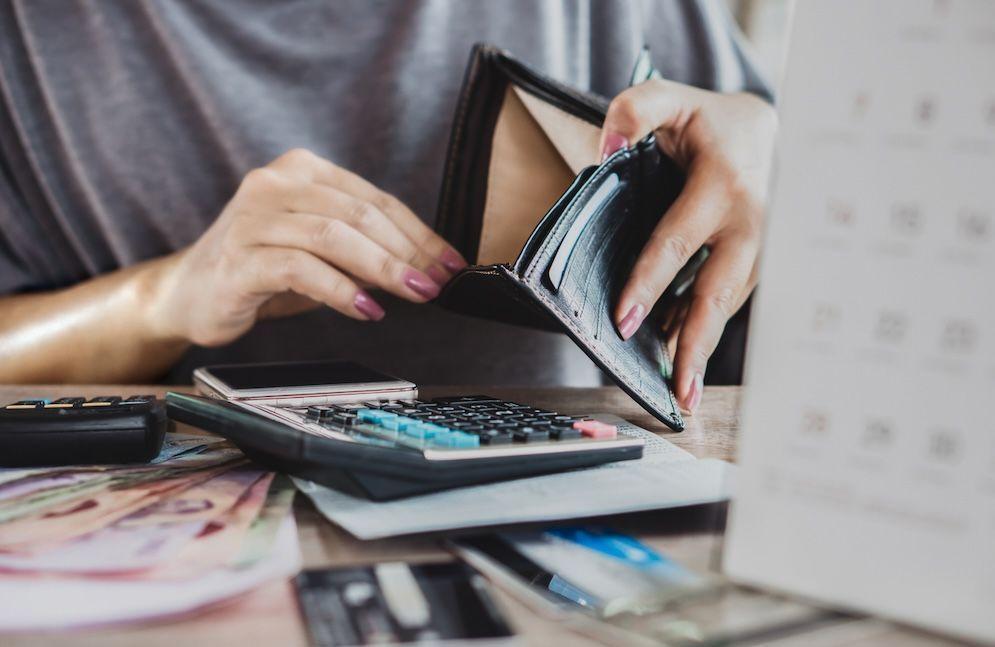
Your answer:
(723, 1), (995, 642)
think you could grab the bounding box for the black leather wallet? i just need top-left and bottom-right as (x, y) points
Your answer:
(434, 45), (705, 431)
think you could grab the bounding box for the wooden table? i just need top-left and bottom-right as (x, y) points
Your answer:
(0, 385), (963, 646)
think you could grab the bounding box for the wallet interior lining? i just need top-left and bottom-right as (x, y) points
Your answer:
(476, 86), (601, 266)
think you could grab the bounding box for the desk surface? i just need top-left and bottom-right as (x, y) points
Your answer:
(0, 385), (961, 647)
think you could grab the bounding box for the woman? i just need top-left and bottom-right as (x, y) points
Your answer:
(0, 0), (775, 413)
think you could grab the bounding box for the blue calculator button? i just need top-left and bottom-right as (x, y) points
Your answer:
(420, 424), (448, 437)
(356, 408), (382, 422)
(431, 431), (479, 449)
(451, 434), (479, 448)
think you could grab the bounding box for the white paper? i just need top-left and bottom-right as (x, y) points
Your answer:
(296, 416), (733, 540)
(0, 516), (301, 631)
(724, 2), (995, 644)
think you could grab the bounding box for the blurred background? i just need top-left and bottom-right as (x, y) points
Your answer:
(727, 0), (791, 90)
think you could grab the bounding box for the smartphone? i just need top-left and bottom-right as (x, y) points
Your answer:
(193, 360), (417, 406)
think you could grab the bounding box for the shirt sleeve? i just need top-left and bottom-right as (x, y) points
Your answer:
(0, 164), (37, 295)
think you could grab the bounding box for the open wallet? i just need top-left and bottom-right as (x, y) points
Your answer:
(433, 44), (708, 431)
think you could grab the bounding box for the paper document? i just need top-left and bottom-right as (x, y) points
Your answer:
(723, 2), (995, 644)
(295, 415), (733, 540)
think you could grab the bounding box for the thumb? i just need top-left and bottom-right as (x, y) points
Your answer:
(599, 79), (698, 162)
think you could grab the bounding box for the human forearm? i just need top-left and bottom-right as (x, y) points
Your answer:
(0, 254), (189, 383)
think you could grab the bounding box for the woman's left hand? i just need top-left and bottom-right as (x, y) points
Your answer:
(600, 79), (777, 414)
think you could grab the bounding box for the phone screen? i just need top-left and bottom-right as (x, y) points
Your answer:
(204, 360), (401, 390)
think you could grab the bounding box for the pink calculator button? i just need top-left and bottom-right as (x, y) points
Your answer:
(572, 420), (618, 439)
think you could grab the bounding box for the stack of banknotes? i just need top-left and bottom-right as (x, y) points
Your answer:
(0, 433), (300, 631)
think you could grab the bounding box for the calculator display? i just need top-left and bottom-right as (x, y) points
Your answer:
(203, 360), (401, 390)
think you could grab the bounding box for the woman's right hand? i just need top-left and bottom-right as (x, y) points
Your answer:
(147, 148), (468, 347)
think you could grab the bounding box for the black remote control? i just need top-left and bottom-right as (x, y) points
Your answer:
(0, 396), (170, 467)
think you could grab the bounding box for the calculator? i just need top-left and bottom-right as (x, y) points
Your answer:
(0, 396), (169, 467)
(163, 360), (643, 500)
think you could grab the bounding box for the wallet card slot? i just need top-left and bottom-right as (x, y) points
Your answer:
(547, 174), (621, 290)
(512, 166), (597, 275)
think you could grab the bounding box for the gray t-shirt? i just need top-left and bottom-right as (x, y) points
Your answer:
(0, 0), (769, 385)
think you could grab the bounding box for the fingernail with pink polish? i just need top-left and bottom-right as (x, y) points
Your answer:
(354, 291), (385, 321)
(617, 303), (646, 340)
(686, 372), (704, 413)
(440, 248), (468, 273)
(600, 131), (628, 162)
(426, 265), (449, 286)
(404, 268), (441, 300)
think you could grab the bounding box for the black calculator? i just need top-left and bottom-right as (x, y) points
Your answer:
(166, 361), (646, 500)
(0, 396), (169, 467)
(165, 392), (644, 501)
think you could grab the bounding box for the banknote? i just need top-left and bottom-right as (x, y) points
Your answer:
(232, 474), (297, 568)
(0, 467), (266, 573)
(118, 467), (265, 527)
(0, 448), (244, 524)
(151, 472), (276, 578)
(0, 463), (240, 551)
(0, 433), (220, 495)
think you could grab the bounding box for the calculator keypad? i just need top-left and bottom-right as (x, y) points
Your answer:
(307, 396), (615, 450)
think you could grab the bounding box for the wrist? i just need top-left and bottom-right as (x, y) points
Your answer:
(131, 251), (192, 349)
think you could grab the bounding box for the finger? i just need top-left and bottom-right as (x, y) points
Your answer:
(672, 236), (758, 412)
(244, 212), (442, 303)
(242, 247), (385, 322)
(614, 163), (730, 340)
(268, 149), (468, 272)
(278, 182), (450, 285)
(599, 79), (702, 161)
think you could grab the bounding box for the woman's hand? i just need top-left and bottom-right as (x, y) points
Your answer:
(149, 148), (467, 347)
(600, 80), (777, 413)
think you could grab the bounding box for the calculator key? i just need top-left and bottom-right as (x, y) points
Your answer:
(431, 396), (498, 404)
(120, 394), (155, 404)
(306, 405), (336, 420)
(432, 431), (480, 449)
(357, 409), (388, 423)
(82, 396), (122, 407)
(513, 427), (550, 443)
(46, 397), (86, 408)
(4, 399), (47, 410)
(394, 399), (430, 407)
(573, 420), (617, 439)
(550, 424), (582, 441)
(332, 404), (365, 412)
(329, 413), (357, 426)
(379, 417), (405, 431)
(478, 429), (513, 445)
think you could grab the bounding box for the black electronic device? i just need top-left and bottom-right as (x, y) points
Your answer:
(295, 562), (514, 646)
(165, 388), (645, 501)
(0, 395), (170, 467)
